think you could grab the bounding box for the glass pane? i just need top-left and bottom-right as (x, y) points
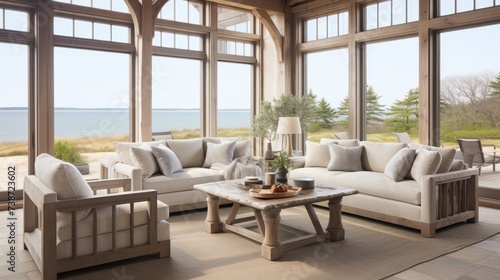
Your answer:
(365, 4), (378, 30)
(176, 0), (189, 23)
(152, 56), (201, 138)
(378, 1), (391, 28)
(235, 42), (244, 56)
(74, 20), (92, 39)
(317, 16), (327, 40)
(175, 33), (188, 49)
(339, 12), (348, 35)
(54, 47), (130, 180)
(227, 41), (235, 55)
(407, 0), (419, 22)
(439, 0), (455, 16)
(73, 0), (91, 7)
(476, 0), (494, 9)
(244, 43), (252, 57)
(306, 19), (317, 41)
(217, 62), (252, 139)
(112, 25), (130, 43)
(218, 7), (252, 34)
(188, 35), (201, 51)
(439, 24), (500, 148)
(305, 48), (349, 138)
(54, 17), (73, 36)
(162, 32), (174, 48)
(94, 22), (111, 41)
(392, 0), (406, 25)
(0, 43), (29, 191)
(161, 0), (174, 20)
(0, 9), (4, 29)
(93, 0), (111, 10)
(5, 9), (29, 32)
(188, 2), (202, 25)
(153, 31), (161, 46)
(327, 14), (338, 37)
(457, 0), (474, 13)
(366, 37), (419, 141)
(112, 0), (130, 13)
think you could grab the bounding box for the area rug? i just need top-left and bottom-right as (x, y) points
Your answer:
(59, 206), (500, 280)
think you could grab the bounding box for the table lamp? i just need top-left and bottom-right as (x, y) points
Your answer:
(276, 117), (302, 156)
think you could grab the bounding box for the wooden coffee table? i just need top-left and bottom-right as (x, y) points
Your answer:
(193, 180), (358, 260)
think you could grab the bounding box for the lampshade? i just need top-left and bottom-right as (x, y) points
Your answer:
(276, 117), (302, 134)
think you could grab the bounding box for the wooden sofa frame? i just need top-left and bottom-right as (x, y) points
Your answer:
(23, 176), (170, 280)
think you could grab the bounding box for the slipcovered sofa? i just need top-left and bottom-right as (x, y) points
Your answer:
(289, 139), (479, 237)
(102, 137), (264, 212)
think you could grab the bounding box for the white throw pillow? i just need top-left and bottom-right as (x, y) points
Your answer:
(222, 139), (250, 159)
(409, 148), (442, 184)
(203, 141), (237, 168)
(35, 153), (93, 221)
(151, 145), (183, 176)
(130, 145), (159, 178)
(320, 138), (360, 147)
(327, 144), (363, 171)
(384, 148), (417, 182)
(114, 140), (166, 165)
(305, 141), (330, 167)
(360, 141), (406, 172)
(166, 138), (205, 168)
(408, 143), (456, 173)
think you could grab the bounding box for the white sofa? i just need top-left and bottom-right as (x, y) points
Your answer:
(289, 139), (479, 237)
(102, 137), (263, 212)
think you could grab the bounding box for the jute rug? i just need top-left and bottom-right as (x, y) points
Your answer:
(60, 206), (500, 280)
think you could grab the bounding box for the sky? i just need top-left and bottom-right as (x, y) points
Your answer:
(1, 2), (500, 111)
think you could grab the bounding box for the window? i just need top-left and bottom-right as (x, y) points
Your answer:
(217, 62), (252, 139)
(53, 0), (129, 13)
(364, 0), (418, 30)
(218, 7), (253, 33)
(0, 42), (29, 191)
(218, 39), (253, 56)
(54, 17), (131, 43)
(304, 48), (349, 136)
(304, 11), (348, 42)
(152, 56), (202, 138)
(158, 0), (203, 25)
(439, 0), (500, 16)
(365, 37), (419, 141)
(153, 30), (202, 51)
(439, 24), (500, 147)
(54, 47), (130, 180)
(0, 8), (29, 32)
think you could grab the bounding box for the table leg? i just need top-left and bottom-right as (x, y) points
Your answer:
(204, 194), (223, 233)
(261, 208), (283, 260)
(326, 196), (345, 241)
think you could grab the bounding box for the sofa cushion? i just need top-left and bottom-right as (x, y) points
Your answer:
(151, 145), (183, 176)
(327, 144), (363, 171)
(320, 138), (360, 147)
(305, 141), (330, 167)
(384, 148), (417, 182)
(143, 168), (224, 194)
(114, 140), (166, 165)
(203, 136), (241, 153)
(360, 142), (406, 172)
(35, 153), (93, 221)
(408, 143), (456, 173)
(409, 148), (442, 184)
(203, 141), (237, 168)
(222, 139), (250, 159)
(166, 138), (204, 168)
(130, 145), (159, 178)
(449, 159), (465, 171)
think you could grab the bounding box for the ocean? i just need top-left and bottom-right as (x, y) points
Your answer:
(0, 108), (251, 142)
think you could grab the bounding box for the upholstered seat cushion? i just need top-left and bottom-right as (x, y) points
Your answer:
(143, 168), (224, 194)
(57, 200), (170, 242)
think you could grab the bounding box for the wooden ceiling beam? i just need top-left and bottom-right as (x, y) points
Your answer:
(207, 0), (284, 14)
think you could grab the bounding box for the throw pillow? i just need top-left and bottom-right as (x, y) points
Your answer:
(360, 141), (406, 172)
(320, 138), (360, 147)
(408, 143), (456, 173)
(304, 141), (330, 167)
(384, 148), (417, 182)
(35, 153), (93, 221)
(130, 145), (159, 178)
(327, 144), (363, 171)
(409, 148), (442, 184)
(203, 141), (237, 168)
(166, 138), (204, 168)
(151, 145), (183, 176)
(114, 140), (166, 165)
(222, 139), (250, 159)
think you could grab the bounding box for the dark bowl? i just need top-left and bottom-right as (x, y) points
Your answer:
(292, 177), (315, 189)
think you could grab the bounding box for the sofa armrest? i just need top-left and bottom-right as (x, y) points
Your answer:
(420, 169), (479, 226)
(113, 163), (143, 191)
(290, 156), (306, 169)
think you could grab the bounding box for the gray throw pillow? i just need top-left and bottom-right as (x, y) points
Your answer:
(327, 144), (363, 171)
(151, 145), (183, 176)
(409, 148), (442, 184)
(203, 141), (237, 168)
(384, 148), (417, 182)
(130, 145), (160, 178)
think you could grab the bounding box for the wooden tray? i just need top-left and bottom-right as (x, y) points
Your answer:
(249, 185), (302, 199)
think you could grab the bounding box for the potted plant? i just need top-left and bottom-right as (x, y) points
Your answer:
(271, 151), (293, 183)
(54, 140), (89, 175)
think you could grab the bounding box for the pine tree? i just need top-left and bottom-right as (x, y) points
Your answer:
(314, 97), (337, 129)
(489, 73), (500, 96)
(385, 88), (419, 132)
(366, 85), (386, 124)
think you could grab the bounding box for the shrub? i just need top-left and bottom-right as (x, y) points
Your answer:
(54, 140), (85, 164)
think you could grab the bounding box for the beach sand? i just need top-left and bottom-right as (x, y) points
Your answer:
(0, 152), (114, 191)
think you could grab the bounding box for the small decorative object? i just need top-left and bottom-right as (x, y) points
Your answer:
(272, 151), (293, 183)
(265, 172), (276, 185)
(293, 177), (315, 189)
(264, 142), (274, 160)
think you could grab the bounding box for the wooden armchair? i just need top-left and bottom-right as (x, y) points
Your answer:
(23, 154), (170, 280)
